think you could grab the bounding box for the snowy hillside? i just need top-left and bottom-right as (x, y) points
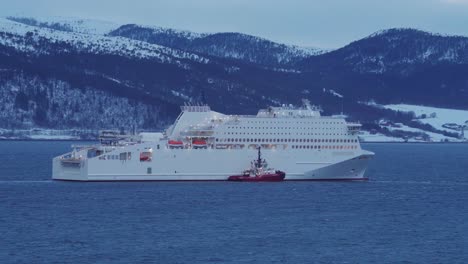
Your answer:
(0, 74), (165, 129)
(6, 16), (120, 35)
(108, 24), (323, 66)
(383, 104), (468, 133)
(0, 18), (209, 65)
(361, 102), (467, 142)
(1, 16), (468, 141)
(299, 28), (468, 75)
(5, 16), (323, 67)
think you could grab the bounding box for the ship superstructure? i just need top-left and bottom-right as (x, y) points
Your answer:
(53, 100), (374, 181)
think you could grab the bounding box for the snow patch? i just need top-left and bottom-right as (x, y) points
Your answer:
(323, 88), (344, 98)
(383, 104), (468, 132)
(359, 131), (405, 142)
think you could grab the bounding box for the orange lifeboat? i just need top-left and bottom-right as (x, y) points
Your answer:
(192, 139), (207, 149)
(168, 140), (184, 149)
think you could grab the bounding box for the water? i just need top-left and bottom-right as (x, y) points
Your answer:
(0, 141), (467, 263)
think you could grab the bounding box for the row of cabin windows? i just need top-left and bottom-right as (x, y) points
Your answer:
(225, 127), (344, 130)
(216, 138), (358, 143)
(241, 121), (344, 125)
(223, 132), (348, 136)
(292, 145), (358, 150)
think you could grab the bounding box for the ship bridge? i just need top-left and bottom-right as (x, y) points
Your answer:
(256, 99), (322, 118)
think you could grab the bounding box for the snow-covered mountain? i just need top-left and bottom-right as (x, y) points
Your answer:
(299, 28), (468, 74)
(0, 16), (305, 137)
(1, 16), (468, 141)
(6, 16), (120, 35)
(108, 24), (322, 67)
(0, 18), (209, 65)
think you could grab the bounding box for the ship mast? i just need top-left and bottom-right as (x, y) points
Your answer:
(256, 147), (262, 169)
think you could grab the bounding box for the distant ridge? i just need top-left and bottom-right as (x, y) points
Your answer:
(1, 16), (467, 141)
(108, 24), (322, 66)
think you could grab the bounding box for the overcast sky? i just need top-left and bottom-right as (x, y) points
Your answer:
(2, 0), (468, 48)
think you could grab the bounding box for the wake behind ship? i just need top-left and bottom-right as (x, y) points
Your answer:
(53, 100), (374, 181)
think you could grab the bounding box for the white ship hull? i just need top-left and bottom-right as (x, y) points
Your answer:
(53, 145), (373, 181)
(52, 101), (374, 181)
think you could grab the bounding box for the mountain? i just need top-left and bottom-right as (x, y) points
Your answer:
(1, 17), (468, 141)
(296, 28), (468, 109)
(299, 28), (468, 74)
(0, 17), (306, 134)
(108, 24), (321, 67)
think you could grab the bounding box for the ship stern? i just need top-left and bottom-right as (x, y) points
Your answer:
(52, 154), (89, 181)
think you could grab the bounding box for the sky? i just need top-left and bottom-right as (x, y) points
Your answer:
(2, 0), (468, 49)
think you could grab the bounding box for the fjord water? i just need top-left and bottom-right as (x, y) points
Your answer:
(0, 141), (467, 263)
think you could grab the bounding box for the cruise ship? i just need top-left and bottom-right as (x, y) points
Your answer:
(52, 100), (374, 181)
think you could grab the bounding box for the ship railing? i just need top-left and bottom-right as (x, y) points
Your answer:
(186, 124), (215, 131)
(59, 151), (85, 167)
(233, 115), (257, 118)
(181, 105), (211, 112)
(180, 134), (215, 138)
(346, 122), (362, 127)
(71, 144), (100, 150)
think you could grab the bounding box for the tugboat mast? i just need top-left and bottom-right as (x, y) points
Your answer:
(256, 147), (262, 169)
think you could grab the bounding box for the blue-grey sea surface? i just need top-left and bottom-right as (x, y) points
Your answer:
(0, 141), (467, 263)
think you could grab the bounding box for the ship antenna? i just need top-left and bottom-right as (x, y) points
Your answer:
(257, 146), (262, 169)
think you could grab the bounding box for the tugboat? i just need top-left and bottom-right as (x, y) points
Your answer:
(228, 147), (286, 182)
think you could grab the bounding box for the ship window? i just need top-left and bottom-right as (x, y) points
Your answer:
(119, 152), (127, 160)
(147, 167), (152, 174)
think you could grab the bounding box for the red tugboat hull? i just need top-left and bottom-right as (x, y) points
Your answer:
(228, 171), (286, 182)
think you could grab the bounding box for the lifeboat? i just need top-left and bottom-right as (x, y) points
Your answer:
(139, 152), (152, 161)
(228, 147), (286, 182)
(192, 139), (208, 149)
(168, 140), (184, 149)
